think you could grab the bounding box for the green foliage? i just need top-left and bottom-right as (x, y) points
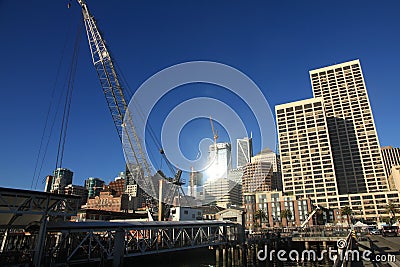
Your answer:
(281, 209), (293, 221)
(254, 209), (267, 228)
(341, 206), (352, 224)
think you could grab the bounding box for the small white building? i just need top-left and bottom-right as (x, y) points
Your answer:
(169, 207), (203, 221)
(216, 208), (244, 225)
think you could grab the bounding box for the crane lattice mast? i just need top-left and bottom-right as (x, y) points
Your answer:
(76, 0), (156, 197)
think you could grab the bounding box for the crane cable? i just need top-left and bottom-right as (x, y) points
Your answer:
(55, 21), (84, 170)
(31, 14), (76, 190)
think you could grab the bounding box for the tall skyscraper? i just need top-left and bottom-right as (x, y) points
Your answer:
(51, 168), (73, 194)
(309, 60), (388, 194)
(206, 142), (232, 179)
(44, 175), (53, 192)
(237, 137), (253, 168)
(252, 148), (283, 191)
(242, 161), (273, 193)
(276, 60), (400, 219)
(381, 146), (400, 179)
(201, 142), (241, 207)
(85, 177), (105, 198)
(276, 98), (339, 206)
(125, 164), (147, 210)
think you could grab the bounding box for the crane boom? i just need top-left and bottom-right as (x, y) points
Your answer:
(76, 0), (156, 196)
(209, 116), (218, 146)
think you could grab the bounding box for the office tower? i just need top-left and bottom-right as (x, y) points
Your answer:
(309, 59), (388, 193)
(242, 161), (272, 193)
(388, 166), (400, 191)
(276, 98), (339, 205)
(206, 143), (232, 179)
(125, 165), (142, 190)
(381, 146), (400, 179)
(125, 165), (147, 210)
(44, 175), (53, 192)
(202, 142), (239, 207)
(85, 177), (105, 198)
(203, 178), (241, 207)
(252, 148), (283, 191)
(50, 168), (73, 194)
(237, 137), (253, 168)
(188, 169), (203, 198)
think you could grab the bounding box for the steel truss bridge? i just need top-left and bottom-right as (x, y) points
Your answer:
(0, 187), (81, 266)
(45, 220), (239, 266)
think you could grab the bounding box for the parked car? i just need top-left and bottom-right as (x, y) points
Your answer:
(369, 228), (381, 235)
(381, 226), (398, 237)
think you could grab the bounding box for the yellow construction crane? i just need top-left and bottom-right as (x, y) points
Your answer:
(209, 116), (218, 148)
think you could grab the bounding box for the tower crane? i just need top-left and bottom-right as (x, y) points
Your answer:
(75, 0), (184, 216)
(209, 116), (219, 148)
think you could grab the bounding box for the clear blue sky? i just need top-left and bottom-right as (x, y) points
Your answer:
(0, 1), (399, 190)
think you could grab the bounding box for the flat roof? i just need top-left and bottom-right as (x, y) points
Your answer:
(309, 59), (360, 74)
(275, 97), (324, 110)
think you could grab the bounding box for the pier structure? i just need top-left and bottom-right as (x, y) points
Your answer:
(0, 187), (81, 266)
(44, 220), (239, 266)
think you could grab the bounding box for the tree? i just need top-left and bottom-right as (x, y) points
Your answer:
(386, 202), (398, 225)
(281, 209), (293, 226)
(254, 209), (267, 229)
(341, 206), (353, 225)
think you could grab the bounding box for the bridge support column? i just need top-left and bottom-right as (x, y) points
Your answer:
(216, 246), (220, 267)
(113, 228), (125, 267)
(232, 246), (237, 266)
(227, 246), (232, 267)
(239, 245), (246, 266)
(33, 215), (48, 267)
(222, 246), (227, 267)
(246, 245), (253, 266)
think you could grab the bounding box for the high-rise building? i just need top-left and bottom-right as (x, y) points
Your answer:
(309, 59), (388, 193)
(202, 142), (241, 207)
(203, 178), (241, 207)
(276, 97), (339, 206)
(237, 137), (253, 168)
(51, 168), (73, 194)
(188, 169), (204, 198)
(388, 166), (400, 191)
(44, 175), (53, 193)
(125, 165), (147, 210)
(252, 148), (283, 191)
(85, 177), (105, 198)
(275, 60), (400, 219)
(381, 146), (400, 179)
(206, 143), (232, 179)
(242, 161), (273, 194)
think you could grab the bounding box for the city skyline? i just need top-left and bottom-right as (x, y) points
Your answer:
(1, 1), (400, 190)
